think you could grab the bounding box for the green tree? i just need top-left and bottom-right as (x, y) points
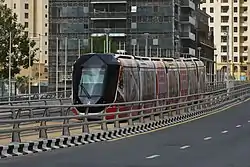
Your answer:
(0, 0), (38, 79)
(15, 75), (29, 94)
(82, 36), (118, 54)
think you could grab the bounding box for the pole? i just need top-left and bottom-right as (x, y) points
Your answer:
(226, 28), (230, 94)
(38, 34), (41, 98)
(144, 33), (148, 57)
(106, 33), (108, 53)
(91, 37), (93, 53)
(78, 38), (81, 58)
(28, 42), (31, 100)
(8, 32), (11, 102)
(149, 46), (152, 57)
(133, 44), (136, 56)
(64, 37), (67, 98)
(56, 37), (59, 98)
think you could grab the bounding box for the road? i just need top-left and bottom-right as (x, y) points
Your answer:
(1, 99), (250, 167)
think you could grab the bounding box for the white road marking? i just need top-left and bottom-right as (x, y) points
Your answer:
(180, 145), (190, 149)
(221, 130), (228, 134)
(204, 137), (212, 140)
(236, 125), (242, 128)
(146, 155), (160, 159)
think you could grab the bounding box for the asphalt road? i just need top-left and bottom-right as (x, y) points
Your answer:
(1, 99), (250, 167)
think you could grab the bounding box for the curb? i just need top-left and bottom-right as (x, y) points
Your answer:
(0, 97), (247, 159)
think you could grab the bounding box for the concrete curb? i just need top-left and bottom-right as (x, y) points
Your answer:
(0, 97), (246, 159)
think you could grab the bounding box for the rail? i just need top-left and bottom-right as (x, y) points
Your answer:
(0, 90), (72, 102)
(0, 81), (249, 144)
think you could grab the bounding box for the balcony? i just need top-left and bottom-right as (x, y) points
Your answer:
(181, 32), (196, 41)
(240, 21), (248, 26)
(91, 28), (127, 37)
(91, 0), (127, 4)
(91, 12), (127, 20)
(180, 0), (195, 10)
(180, 16), (196, 26)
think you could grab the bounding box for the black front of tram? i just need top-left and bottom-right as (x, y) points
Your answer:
(72, 53), (120, 114)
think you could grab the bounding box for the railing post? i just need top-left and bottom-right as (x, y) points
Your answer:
(39, 106), (49, 139)
(62, 107), (71, 136)
(114, 107), (120, 129)
(101, 108), (108, 131)
(159, 99), (164, 119)
(28, 101), (34, 118)
(12, 108), (21, 143)
(150, 101), (155, 121)
(128, 104), (134, 126)
(82, 107), (89, 133)
(139, 104), (144, 123)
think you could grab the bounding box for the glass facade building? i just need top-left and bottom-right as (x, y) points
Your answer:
(49, 0), (212, 91)
(48, 0), (90, 91)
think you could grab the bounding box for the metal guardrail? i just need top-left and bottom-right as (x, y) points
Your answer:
(0, 81), (249, 144)
(0, 90), (72, 102)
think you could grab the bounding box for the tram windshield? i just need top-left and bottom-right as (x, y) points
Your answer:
(79, 68), (106, 98)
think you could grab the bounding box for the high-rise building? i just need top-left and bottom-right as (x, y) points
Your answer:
(4, 0), (49, 85)
(200, 0), (250, 80)
(48, 0), (204, 91)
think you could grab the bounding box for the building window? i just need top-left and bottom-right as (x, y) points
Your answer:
(222, 0), (228, 2)
(45, 23), (47, 27)
(25, 3), (29, 9)
(14, 3), (16, 9)
(234, 37), (237, 42)
(202, 7), (206, 12)
(221, 16), (229, 23)
(210, 27), (214, 31)
(44, 68), (48, 72)
(45, 32), (47, 36)
(45, 51), (47, 54)
(234, 17), (237, 22)
(234, 27), (237, 32)
(221, 36), (227, 42)
(221, 26), (229, 32)
(234, 57), (238, 62)
(221, 46), (227, 52)
(45, 5), (47, 9)
(244, 46), (248, 51)
(234, 47), (238, 52)
(210, 7), (214, 13)
(25, 13), (28, 19)
(45, 41), (47, 45)
(210, 0), (214, 3)
(24, 22), (28, 28)
(45, 60), (48, 64)
(244, 36), (248, 41)
(234, 0), (237, 2)
(234, 7), (237, 12)
(210, 17), (214, 23)
(45, 14), (47, 18)
(84, 24), (88, 29)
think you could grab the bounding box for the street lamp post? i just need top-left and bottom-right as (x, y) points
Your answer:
(56, 37), (59, 98)
(198, 47), (201, 60)
(64, 37), (68, 98)
(38, 34), (41, 99)
(104, 28), (111, 53)
(144, 33), (149, 57)
(9, 32), (12, 102)
(225, 28), (230, 94)
(28, 42), (31, 101)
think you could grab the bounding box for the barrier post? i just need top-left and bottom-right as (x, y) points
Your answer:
(101, 108), (108, 131)
(12, 108), (21, 143)
(114, 107), (120, 129)
(82, 107), (89, 133)
(128, 104), (134, 126)
(62, 107), (71, 136)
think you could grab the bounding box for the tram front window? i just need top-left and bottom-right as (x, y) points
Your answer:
(78, 68), (106, 100)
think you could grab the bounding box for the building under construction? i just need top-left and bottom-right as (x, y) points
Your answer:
(48, 0), (214, 91)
